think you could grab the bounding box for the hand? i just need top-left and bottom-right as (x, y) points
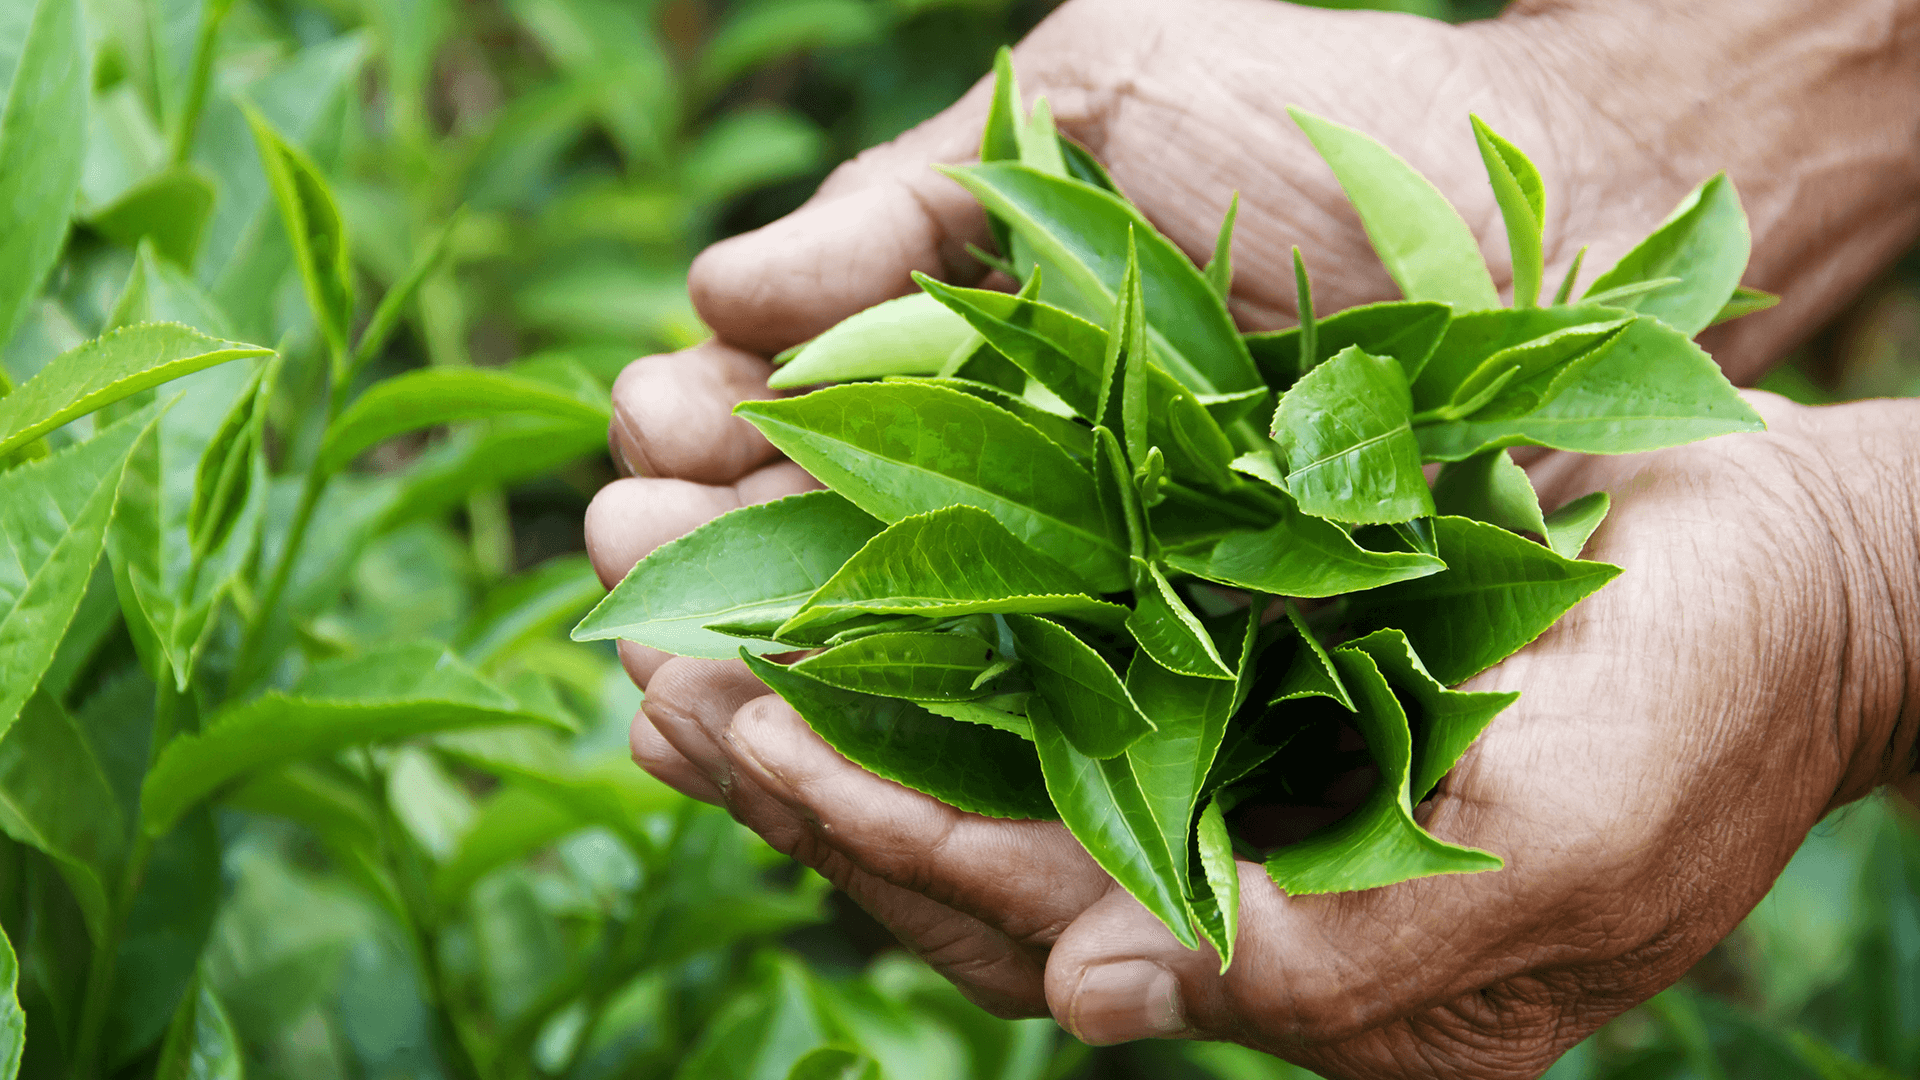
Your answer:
(598, 386), (1920, 1076)
(584, 1), (1920, 1074)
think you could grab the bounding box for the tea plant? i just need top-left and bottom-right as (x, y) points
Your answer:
(579, 52), (1775, 966)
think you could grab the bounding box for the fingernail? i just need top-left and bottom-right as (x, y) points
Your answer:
(1066, 961), (1187, 1044)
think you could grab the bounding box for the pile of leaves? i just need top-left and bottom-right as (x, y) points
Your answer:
(578, 53), (1772, 964)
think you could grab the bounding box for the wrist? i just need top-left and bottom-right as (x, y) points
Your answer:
(1773, 398), (1920, 808)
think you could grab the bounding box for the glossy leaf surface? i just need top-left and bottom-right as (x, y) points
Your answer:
(1007, 615), (1153, 759)
(1164, 496), (1442, 598)
(0, 409), (153, 743)
(1415, 317), (1765, 460)
(0, 324), (269, 459)
(1543, 491), (1610, 559)
(1263, 646), (1502, 894)
(1471, 115), (1544, 308)
(792, 632), (998, 701)
(1271, 346), (1433, 524)
(1348, 515), (1620, 685)
(1343, 628), (1518, 803)
(748, 654), (1055, 820)
(767, 293), (974, 389)
(573, 491), (882, 657)
(784, 506), (1125, 635)
(1031, 701), (1198, 948)
(938, 162), (1260, 396)
(1245, 300), (1451, 387)
(1288, 108), (1499, 311)
(738, 383), (1126, 590)
(1126, 558), (1231, 679)
(1583, 173), (1749, 337)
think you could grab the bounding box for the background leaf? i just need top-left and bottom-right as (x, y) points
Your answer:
(0, 324), (269, 458)
(0, 0), (86, 353)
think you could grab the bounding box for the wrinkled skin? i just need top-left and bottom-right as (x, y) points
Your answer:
(583, 0), (1920, 1076)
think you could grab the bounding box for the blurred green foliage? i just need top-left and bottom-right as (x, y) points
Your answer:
(0, 0), (1913, 1077)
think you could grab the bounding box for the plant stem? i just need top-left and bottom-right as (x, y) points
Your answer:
(230, 457), (326, 691)
(67, 677), (184, 1080)
(169, 0), (237, 166)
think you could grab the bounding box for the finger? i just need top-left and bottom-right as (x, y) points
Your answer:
(609, 341), (783, 484)
(721, 692), (1112, 943)
(629, 708), (724, 805)
(582, 459), (817, 588)
(686, 13), (1110, 355)
(616, 639), (672, 691)
(641, 659), (1057, 1014)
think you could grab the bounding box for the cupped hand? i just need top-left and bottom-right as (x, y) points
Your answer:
(583, 0), (1920, 1075)
(594, 351), (1919, 1078)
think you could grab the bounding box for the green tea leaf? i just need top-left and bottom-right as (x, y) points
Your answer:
(793, 632), (999, 700)
(0, 692), (125, 946)
(1431, 448), (1546, 537)
(0, 408), (153, 744)
(895, 377), (1095, 460)
(320, 367), (609, 474)
(573, 491), (883, 657)
(1204, 193), (1239, 301)
(747, 653), (1055, 820)
(1348, 515), (1620, 685)
(223, 765), (383, 855)
(1007, 615), (1153, 758)
(788, 1047), (881, 1080)
(1263, 645), (1501, 894)
(110, 805), (221, 1062)
(1163, 494), (1442, 598)
(1543, 491), (1609, 559)
(1124, 604), (1258, 914)
(937, 163), (1261, 397)
(1551, 246), (1587, 306)
(980, 46), (1021, 164)
(141, 642), (567, 835)
(0, 323), (270, 459)
(88, 167), (217, 268)
(1019, 97), (1068, 177)
(109, 368), (271, 691)
(456, 554), (604, 664)
(1271, 603), (1352, 709)
(1342, 628), (1518, 803)
(923, 698), (1033, 740)
(1270, 346), (1433, 524)
(1288, 108), (1499, 311)
(1191, 797), (1239, 970)
(767, 293), (975, 389)
(1111, 229), (1152, 466)
(0, 0), (87, 354)
(1470, 115), (1544, 308)
(153, 976), (243, 1080)
(188, 356), (277, 558)
(0, 925), (19, 1080)
(1291, 247), (1317, 381)
(433, 784), (582, 905)
(1434, 315), (1631, 422)
(784, 506), (1126, 635)
(737, 383), (1127, 591)
(1245, 300), (1452, 388)
(243, 102), (354, 358)
(1127, 558), (1231, 679)
(1414, 316), (1765, 460)
(1410, 304), (1626, 414)
(698, 0), (882, 89)
(1030, 699), (1198, 949)
(1709, 285), (1780, 328)
(1583, 173), (1749, 337)
(915, 276), (1236, 487)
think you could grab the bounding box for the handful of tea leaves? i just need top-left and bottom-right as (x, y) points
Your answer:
(576, 53), (1771, 965)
